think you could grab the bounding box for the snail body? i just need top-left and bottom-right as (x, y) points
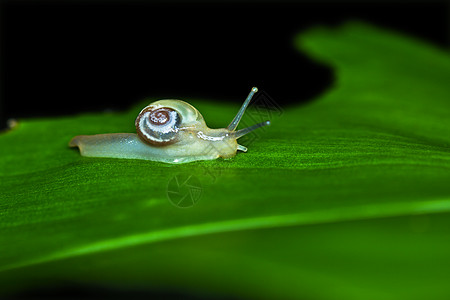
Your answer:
(69, 87), (270, 164)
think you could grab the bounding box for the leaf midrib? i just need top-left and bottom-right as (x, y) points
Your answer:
(2, 197), (450, 273)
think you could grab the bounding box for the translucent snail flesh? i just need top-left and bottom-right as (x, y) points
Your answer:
(69, 87), (270, 164)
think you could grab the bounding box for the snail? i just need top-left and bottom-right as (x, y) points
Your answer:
(69, 87), (270, 164)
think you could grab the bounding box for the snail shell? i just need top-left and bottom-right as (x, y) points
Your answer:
(135, 100), (201, 146)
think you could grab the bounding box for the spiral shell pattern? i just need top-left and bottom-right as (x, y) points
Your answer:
(135, 106), (181, 145)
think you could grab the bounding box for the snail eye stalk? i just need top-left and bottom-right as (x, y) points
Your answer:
(227, 87), (259, 131)
(234, 120), (271, 139)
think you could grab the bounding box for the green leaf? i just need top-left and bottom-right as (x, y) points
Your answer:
(1, 22), (450, 299)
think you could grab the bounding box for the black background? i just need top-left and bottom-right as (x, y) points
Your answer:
(0, 1), (449, 130)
